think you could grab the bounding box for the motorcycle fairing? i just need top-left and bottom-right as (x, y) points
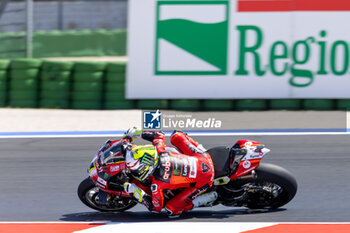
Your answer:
(207, 140), (270, 181)
(88, 139), (127, 194)
(229, 140), (270, 179)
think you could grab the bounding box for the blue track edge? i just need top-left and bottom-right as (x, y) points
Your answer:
(0, 128), (348, 137)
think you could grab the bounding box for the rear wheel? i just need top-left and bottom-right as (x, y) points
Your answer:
(77, 177), (137, 212)
(245, 163), (297, 209)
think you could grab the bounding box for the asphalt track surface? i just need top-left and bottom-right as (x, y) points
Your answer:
(0, 135), (350, 222)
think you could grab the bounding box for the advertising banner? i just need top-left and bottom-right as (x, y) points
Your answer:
(127, 0), (350, 99)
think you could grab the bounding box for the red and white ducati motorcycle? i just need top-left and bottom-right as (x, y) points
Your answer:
(78, 138), (297, 212)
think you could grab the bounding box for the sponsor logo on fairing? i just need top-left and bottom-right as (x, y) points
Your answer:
(96, 177), (107, 189)
(97, 177), (107, 185)
(243, 160), (251, 169)
(110, 163), (126, 172)
(245, 142), (253, 147)
(110, 165), (120, 172)
(186, 184), (210, 203)
(161, 156), (172, 181)
(249, 153), (263, 159)
(182, 157), (189, 177)
(188, 157), (197, 178)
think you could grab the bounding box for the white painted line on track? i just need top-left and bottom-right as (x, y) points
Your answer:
(72, 222), (350, 233)
(0, 221), (105, 224)
(1, 221), (349, 233)
(73, 222), (276, 233)
(1, 222), (349, 224)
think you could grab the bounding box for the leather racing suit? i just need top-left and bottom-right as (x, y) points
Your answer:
(137, 130), (215, 216)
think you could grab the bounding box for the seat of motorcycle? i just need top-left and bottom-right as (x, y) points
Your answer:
(206, 146), (231, 178)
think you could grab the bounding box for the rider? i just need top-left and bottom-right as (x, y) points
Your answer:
(122, 127), (217, 218)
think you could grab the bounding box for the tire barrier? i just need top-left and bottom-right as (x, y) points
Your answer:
(0, 59), (349, 111)
(337, 100), (350, 110)
(137, 100), (169, 110)
(104, 62), (135, 109)
(203, 100), (233, 111)
(0, 60), (10, 107)
(9, 59), (42, 108)
(235, 99), (268, 111)
(39, 61), (74, 109)
(303, 99), (335, 111)
(269, 100), (301, 111)
(170, 100), (201, 111)
(72, 62), (106, 109)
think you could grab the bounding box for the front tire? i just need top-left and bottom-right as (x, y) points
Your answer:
(246, 163), (297, 209)
(77, 177), (137, 212)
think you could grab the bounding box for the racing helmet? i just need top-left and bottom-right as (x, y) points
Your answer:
(125, 145), (159, 181)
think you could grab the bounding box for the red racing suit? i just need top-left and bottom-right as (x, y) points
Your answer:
(140, 131), (215, 215)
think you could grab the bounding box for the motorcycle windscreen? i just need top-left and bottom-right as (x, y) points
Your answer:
(99, 142), (124, 165)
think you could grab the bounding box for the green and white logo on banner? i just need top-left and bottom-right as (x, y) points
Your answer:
(155, 1), (229, 75)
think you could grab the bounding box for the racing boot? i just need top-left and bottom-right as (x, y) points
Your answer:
(192, 191), (218, 208)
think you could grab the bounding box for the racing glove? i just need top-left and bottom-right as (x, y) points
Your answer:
(123, 182), (146, 203)
(123, 182), (154, 211)
(123, 127), (143, 141)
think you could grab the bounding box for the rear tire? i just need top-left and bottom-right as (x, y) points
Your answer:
(246, 163), (297, 209)
(77, 177), (137, 212)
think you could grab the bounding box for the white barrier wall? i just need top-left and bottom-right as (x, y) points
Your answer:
(127, 0), (350, 99)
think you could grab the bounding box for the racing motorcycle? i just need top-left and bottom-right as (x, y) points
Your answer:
(78, 138), (297, 213)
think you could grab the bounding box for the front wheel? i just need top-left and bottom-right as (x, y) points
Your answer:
(245, 163), (297, 209)
(77, 177), (137, 212)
